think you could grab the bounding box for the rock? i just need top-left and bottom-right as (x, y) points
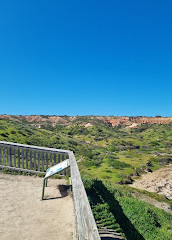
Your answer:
(146, 168), (153, 172)
(147, 161), (153, 167)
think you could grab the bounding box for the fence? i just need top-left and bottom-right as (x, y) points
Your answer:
(0, 141), (100, 240)
(0, 141), (69, 175)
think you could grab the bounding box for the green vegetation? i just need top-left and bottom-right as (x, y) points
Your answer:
(0, 118), (171, 185)
(83, 177), (172, 240)
(0, 117), (172, 239)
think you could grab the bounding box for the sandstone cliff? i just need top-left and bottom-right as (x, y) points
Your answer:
(0, 114), (171, 127)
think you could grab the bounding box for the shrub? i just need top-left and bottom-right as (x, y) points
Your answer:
(0, 132), (8, 137)
(107, 156), (130, 169)
(10, 130), (16, 134)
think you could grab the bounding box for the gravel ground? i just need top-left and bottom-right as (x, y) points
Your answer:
(0, 172), (76, 240)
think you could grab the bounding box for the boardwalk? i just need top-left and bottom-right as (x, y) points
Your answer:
(0, 172), (76, 240)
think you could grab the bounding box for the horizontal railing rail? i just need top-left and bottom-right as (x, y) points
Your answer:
(0, 141), (100, 240)
(69, 151), (100, 240)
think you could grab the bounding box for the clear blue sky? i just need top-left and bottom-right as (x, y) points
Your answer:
(0, 0), (171, 116)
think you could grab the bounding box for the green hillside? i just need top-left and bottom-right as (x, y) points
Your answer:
(0, 118), (171, 184)
(0, 117), (172, 240)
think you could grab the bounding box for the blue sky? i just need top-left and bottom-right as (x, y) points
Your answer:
(0, 0), (171, 116)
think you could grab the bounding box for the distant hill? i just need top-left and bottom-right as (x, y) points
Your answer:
(0, 115), (172, 128)
(0, 114), (171, 185)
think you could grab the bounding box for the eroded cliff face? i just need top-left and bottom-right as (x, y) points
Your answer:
(0, 115), (68, 124)
(102, 117), (130, 126)
(129, 117), (172, 124)
(24, 115), (68, 124)
(0, 114), (171, 127)
(102, 116), (172, 126)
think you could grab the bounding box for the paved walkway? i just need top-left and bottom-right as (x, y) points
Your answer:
(0, 172), (76, 240)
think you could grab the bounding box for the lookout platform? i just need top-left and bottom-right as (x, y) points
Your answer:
(0, 141), (101, 240)
(0, 172), (76, 240)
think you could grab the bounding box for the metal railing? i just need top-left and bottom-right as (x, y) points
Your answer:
(0, 141), (100, 240)
(0, 141), (69, 175)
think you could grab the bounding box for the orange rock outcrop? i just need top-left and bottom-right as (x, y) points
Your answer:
(0, 115), (171, 126)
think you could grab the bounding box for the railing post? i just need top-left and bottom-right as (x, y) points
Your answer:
(42, 151), (44, 172)
(58, 154), (60, 163)
(18, 148), (20, 168)
(46, 152), (48, 169)
(38, 151), (40, 171)
(10, 147), (12, 167)
(30, 150), (32, 170)
(7, 146), (10, 166)
(22, 148), (24, 169)
(34, 151), (37, 171)
(50, 153), (52, 167)
(0, 145), (1, 165)
(3, 146), (5, 165)
(54, 153), (56, 165)
(14, 147), (16, 167)
(26, 149), (28, 169)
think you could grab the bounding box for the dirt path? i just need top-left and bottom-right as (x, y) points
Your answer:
(0, 172), (76, 240)
(132, 166), (172, 200)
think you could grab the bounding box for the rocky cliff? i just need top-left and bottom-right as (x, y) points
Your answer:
(0, 114), (171, 127)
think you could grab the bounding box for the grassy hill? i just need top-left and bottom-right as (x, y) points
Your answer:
(0, 117), (172, 240)
(0, 117), (171, 183)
